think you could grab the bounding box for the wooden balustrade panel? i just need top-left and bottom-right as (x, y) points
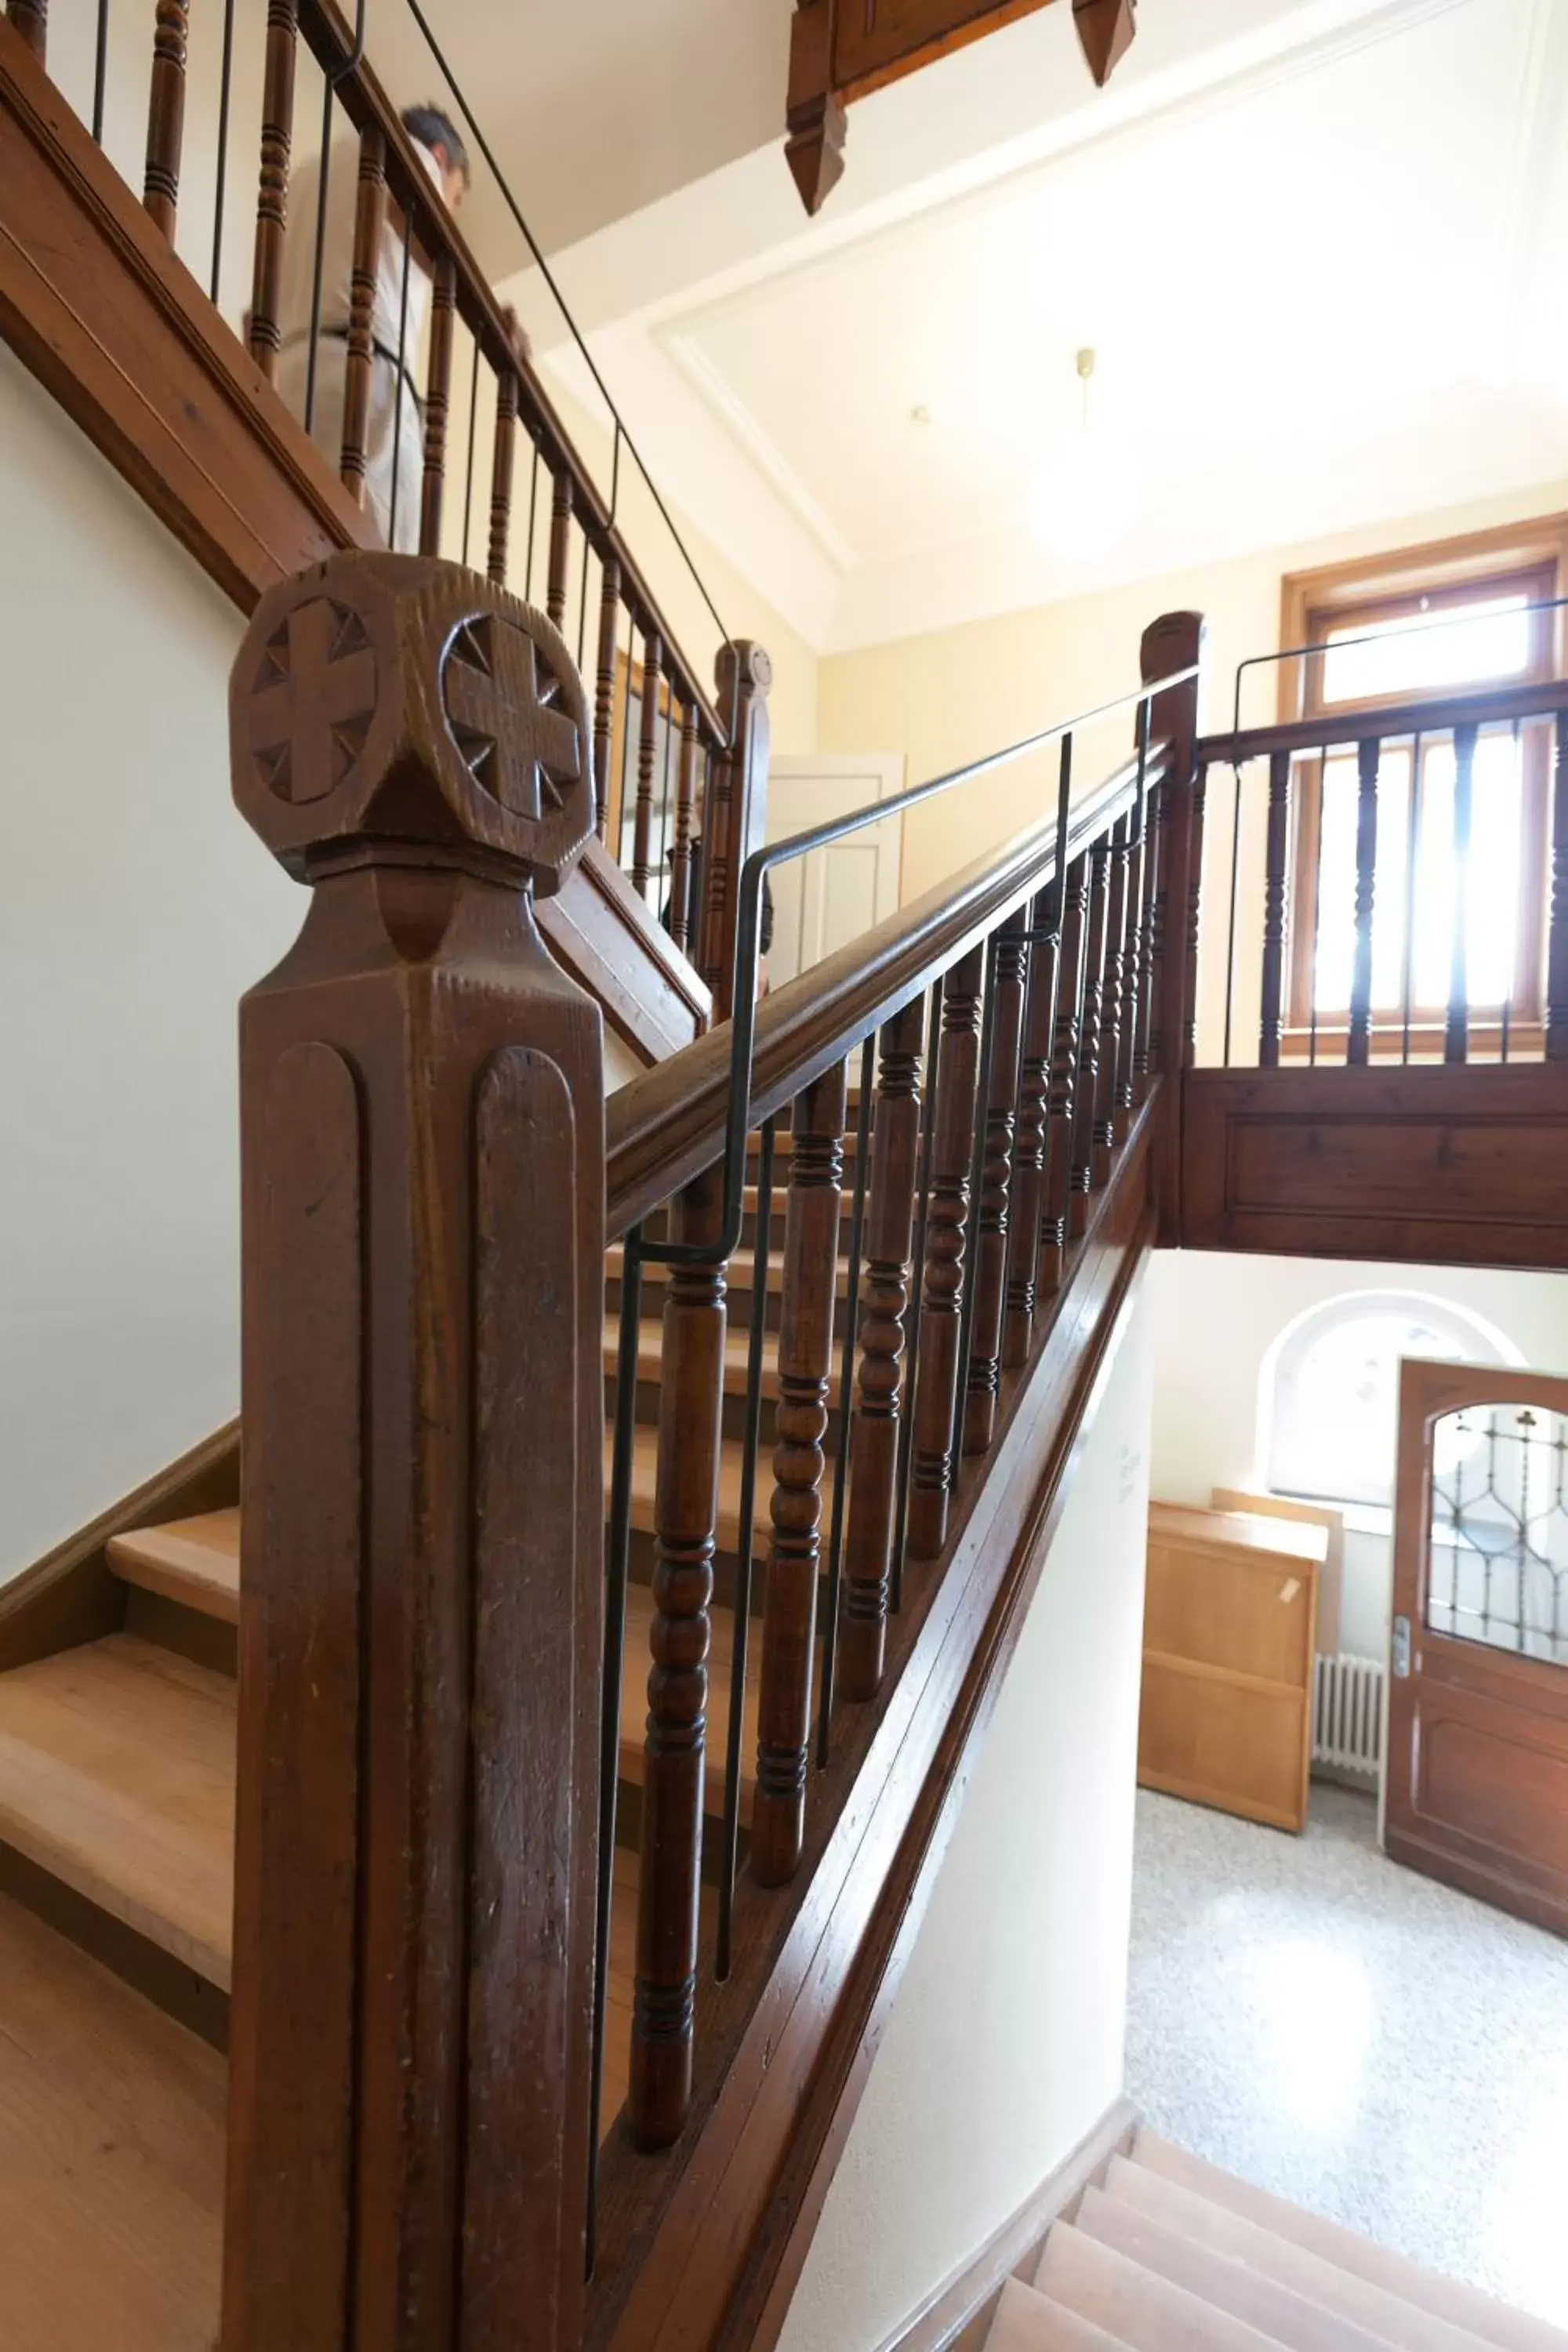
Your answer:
(670, 706), (700, 955)
(964, 918), (1027, 1455)
(632, 635), (663, 896)
(1069, 834), (1110, 1237)
(592, 559), (621, 844)
(143, 0), (190, 243)
(247, 0), (299, 380)
(840, 1001), (925, 1702)
(753, 1061), (848, 1879)
(1094, 815), (1130, 1184)
(1446, 722), (1476, 1065)
(1003, 884), (1058, 1370)
(1040, 852), (1089, 1297)
(1550, 715), (1568, 1063)
(488, 371), (517, 585)
(632, 1163), (728, 2147)
(908, 944), (984, 1559)
(1258, 749), (1290, 1067)
(5, 0), (46, 65)
(418, 252), (457, 557)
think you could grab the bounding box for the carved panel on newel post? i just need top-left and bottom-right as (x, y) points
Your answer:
(224, 550), (604, 2352)
(785, 0), (1137, 216)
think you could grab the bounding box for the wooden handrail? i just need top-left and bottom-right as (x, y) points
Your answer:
(1200, 672), (1568, 766)
(606, 749), (1159, 1239)
(296, 0), (728, 747)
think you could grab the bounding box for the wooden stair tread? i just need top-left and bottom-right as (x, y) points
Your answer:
(1035, 2220), (1286, 2350)
(1130, 2132), (1568, 2352)
(1077, 2182), (1390, 2352)
(1104, 2157), (1494, 2352)
(989, 2276), (1136, 2348)
(0, 1890), (225, 2350)
(0, 1636), (235, 1989)
(108, 1509), (240, 1624)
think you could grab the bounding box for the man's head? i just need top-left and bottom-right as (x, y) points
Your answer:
(401, 103), (470, 210)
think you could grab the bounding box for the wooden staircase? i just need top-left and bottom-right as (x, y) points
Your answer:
(987, 2130), (1568, 2352)
(0, 1153), (842, 2347)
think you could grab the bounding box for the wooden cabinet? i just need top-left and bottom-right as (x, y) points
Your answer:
(1138, 1504), (1326, 1833)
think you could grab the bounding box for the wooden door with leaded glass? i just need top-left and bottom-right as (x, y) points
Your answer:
(1386, 1359), (1568, 1936)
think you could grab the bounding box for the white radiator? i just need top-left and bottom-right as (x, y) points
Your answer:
(1312, 1653), (1385, 1787)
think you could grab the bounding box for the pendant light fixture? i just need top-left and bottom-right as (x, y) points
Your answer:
(1025, 347), (1142, 562)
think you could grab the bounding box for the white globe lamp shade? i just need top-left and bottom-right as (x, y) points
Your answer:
(1026, 423), (1141, 561)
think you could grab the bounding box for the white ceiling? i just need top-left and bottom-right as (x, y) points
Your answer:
(500, 0), (1568, 654)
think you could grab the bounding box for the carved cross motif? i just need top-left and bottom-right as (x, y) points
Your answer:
(248, 599), (377, 804)
(442, 614), (581, 822)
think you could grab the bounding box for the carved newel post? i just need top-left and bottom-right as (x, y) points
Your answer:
(223, 554), (604, 2352)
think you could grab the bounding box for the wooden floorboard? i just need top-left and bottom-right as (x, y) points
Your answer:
(0, 1890), (225, 2351)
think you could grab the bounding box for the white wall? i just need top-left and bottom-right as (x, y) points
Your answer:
(778, 1275), (1154, 2352)
(0, 344), (300, 1581)
(1149, 1251), (1568, 1657)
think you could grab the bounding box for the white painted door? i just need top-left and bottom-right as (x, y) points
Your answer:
(765, 753), (906, 987)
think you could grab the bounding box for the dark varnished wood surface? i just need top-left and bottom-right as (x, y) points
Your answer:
(587, 1099), (1158, 2352)
(1179, 1063), (1568, 1269)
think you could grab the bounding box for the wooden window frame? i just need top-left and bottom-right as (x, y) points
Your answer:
(1276, 517), (1568, 1059)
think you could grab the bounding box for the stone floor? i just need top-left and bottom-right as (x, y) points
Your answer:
(1127, 1784), (1568, 2328)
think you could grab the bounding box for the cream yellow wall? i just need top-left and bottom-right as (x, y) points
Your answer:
(818, 477), (1568, 1056)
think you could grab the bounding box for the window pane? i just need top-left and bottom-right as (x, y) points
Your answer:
(1320, 594), (1532, 706)
(1312, 733), (1521, 1016)
(1277, 1308), (1468, 1505)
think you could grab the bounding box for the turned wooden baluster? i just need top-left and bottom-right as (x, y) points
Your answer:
(1445, 722), (1477, 1065)
(224, 555), (601, 2350)
(1548, 716), (1568, 1062)
(840, 1002), (924, 1700)
(697, 644), (773, 1016)
(1143, 613), (1207, 1093)
(631, 635), (663, 895)
(488, 372), (518, 585)
(631, 1160), (727, 2148)
(964, 917), (1027, 1454)
(1136, 768), (1164, 1098)
(1348, 737), (1381, 1065)
(591, 559), (620, 843)
(5, 0), (47, 65)
(1002, 884), (1058, 1371)
(669, 706), (701, 953)
(1258, 750), (1291, 1066)
(1040, 851), (1090, 1298)
(908, 946), (984, 1559)
(143, 0), (191, 243)
(546, 471), (573, 631)
(1069, 834), (1111, 1237)
(1094, 815), (1131, 1185)
(753, 1062), (848, 1878)
(249, 0), (300, 378)
(1116, 736), (1151, 1138)
(416, 254), (457, 557)
(334, 127), (387, 500)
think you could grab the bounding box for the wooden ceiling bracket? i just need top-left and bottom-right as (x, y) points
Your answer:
(785, 0), (1138, 216)
(1073, 0), (1137, 87)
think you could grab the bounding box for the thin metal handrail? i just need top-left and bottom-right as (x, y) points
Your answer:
(633, 662), (1199, 1279)
(1228, 592), (1568, 739)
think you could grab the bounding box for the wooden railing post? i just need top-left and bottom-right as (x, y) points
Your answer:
(753, 1060), (848, 1877)
(840, 999), (925, 1699)
(223, 554), (603, 2351)
(1142, 609), (1206, 1240)
(699, 642), (772, 1022)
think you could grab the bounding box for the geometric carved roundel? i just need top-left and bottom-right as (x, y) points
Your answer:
(246, 597), (377, 806)
(441, 612), (581, 822)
